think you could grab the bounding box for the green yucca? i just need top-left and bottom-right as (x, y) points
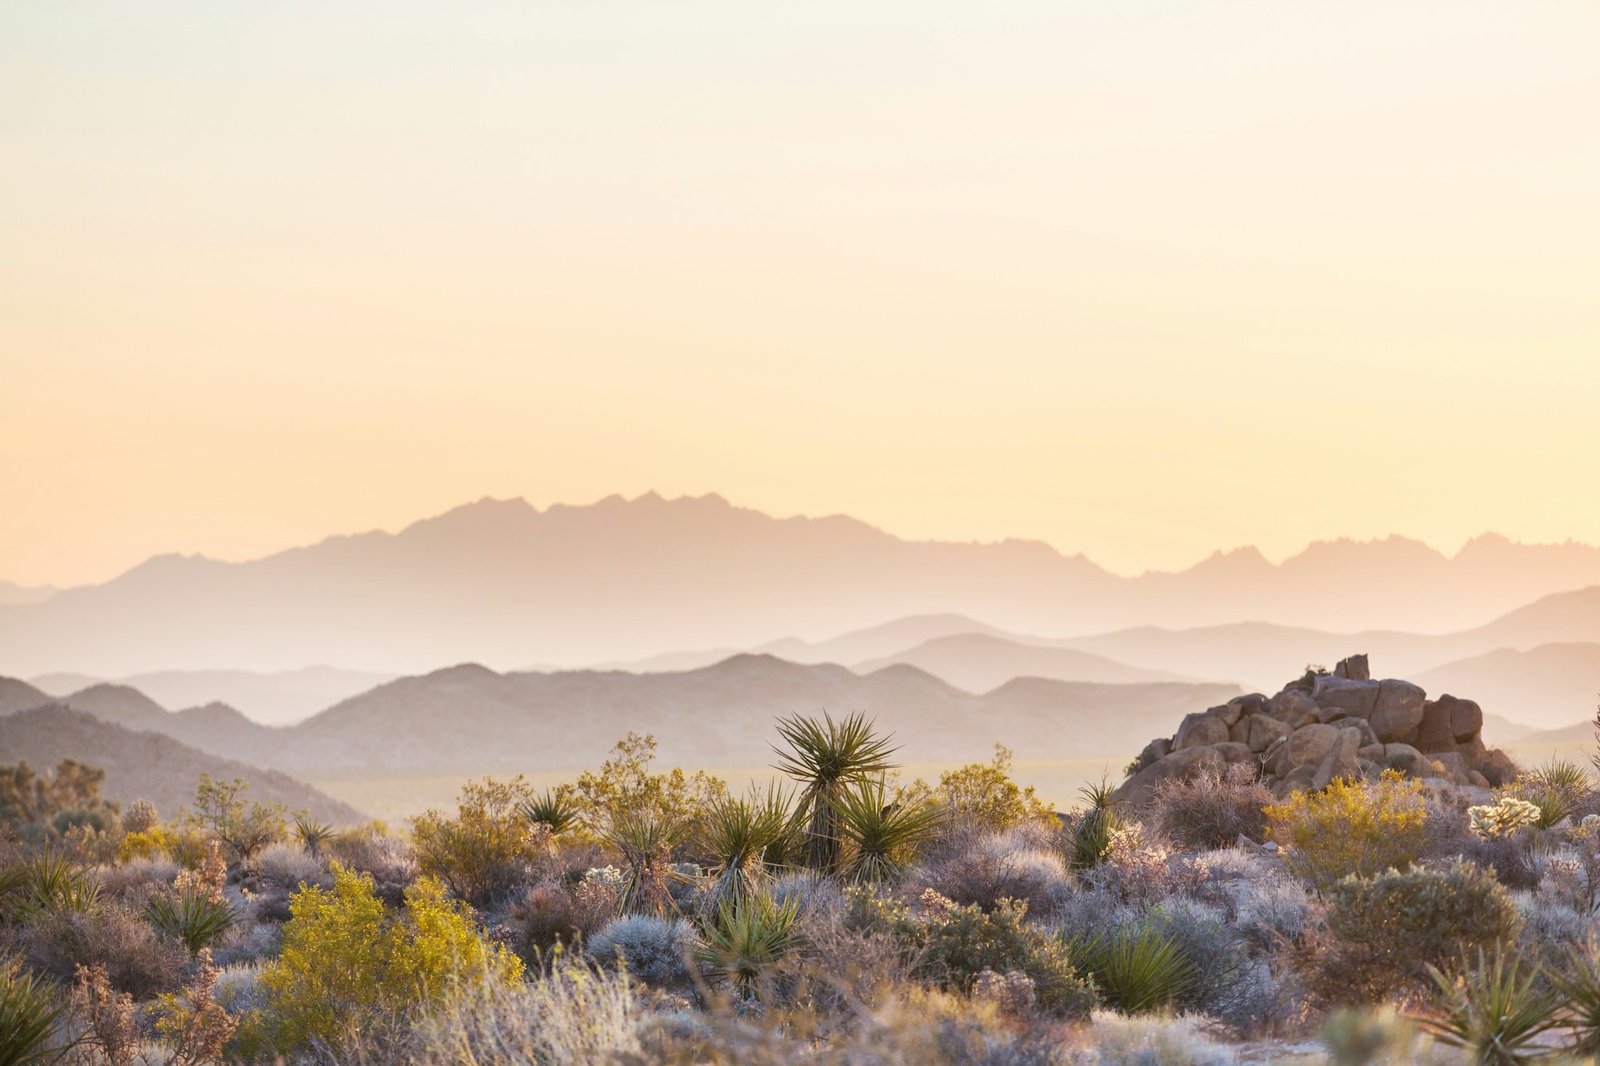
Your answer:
(696, 891), (801, 997)
(1525, 759), (1588, 830)
(147, 889), (238, 954)
(520, 788), (583, 837)
(605, 810), (687, 916)
(701, 784), (792, 908)
(293, 814), (336, 857)
(1066, 925), (1197, 1015)
(1063, 779), (1118, 872)
(1418, 947), (1560, 1065)
(833, 778), (943, 884)
(773, 711), (900, 874)
(0, 960), (61, 1066)
(1, 847), (101, 922)
(1552, 938), (1600, 1056)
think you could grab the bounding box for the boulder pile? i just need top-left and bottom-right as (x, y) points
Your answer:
(1115, 654), (1519, 805)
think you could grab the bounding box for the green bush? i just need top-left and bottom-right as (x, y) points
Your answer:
(190, 775), (286, 867)
(1066, 924), (1198, 1015)
(899, 893), (1095, 1019)
(696, 891), (801, 997)
(147, 888), (237, 954)
(1265, 771), (1430, 890)
(259, 862), (524, 1051)
(410, 776), (551, 906)
(934, 745), (1053, 834)
(1310, 860), (1522, 1005)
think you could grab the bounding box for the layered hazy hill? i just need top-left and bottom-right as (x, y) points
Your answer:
(7, 494), (1600, 676)
(0, 658), (1241, 778)
(28, 666), (396, 726)
(0, 705), (362, 824)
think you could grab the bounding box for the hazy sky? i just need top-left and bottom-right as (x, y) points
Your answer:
(4, 2), (1598, 587)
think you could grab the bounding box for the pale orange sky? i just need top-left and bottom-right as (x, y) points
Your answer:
(3, 2), (1599, 588)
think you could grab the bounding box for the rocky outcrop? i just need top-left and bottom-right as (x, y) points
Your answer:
(1115, 655), (1519, 804)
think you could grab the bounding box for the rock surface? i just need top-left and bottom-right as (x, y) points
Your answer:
(1114, 656), (1521, 802)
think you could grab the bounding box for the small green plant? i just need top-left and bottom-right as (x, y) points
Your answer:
(606, 809), (686, 916)
(411, 776), (551, 905)
(293, 814), (336, 857)
(1418, 947), (1560, 1065)
(0, 959), (62, 1066)
(520, 787), (583, 837)
(908, 893), (1095, 1018)
(696, 891), (801, 997)
(700, 785), (791, 908)
(834, 778), (942, 884)
(1066, 924), (1197, 1015)
(935, 744), (1052, 832)
(147, 889), (238, 954)
(1, 846), (101, 921)
(1552, 938), (1600, 1056)
(1265, 771), (1429, 889)
(773, 711), (900, 873)
(191, 775), (285, 867)
(1063, 779), (1118, 871)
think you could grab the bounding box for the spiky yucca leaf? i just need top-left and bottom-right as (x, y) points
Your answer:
(701, 784), (791, 908)
(1552, 938), (1600, 1055)
(1063, 779), (1119, 872)
(147, 889), (238, 954)
(1, 847), (100, 922)
(696, 891), (800, 997)
(1418, 947), (1559, 1065)
(772, 711), (900, 873)
(520, 788), (582, 837)
(833, 779), (942, 884)
(293, 814), (336, 857)
(605, 810), (687, 916)
(1066, 925), (1197, 1015)
(0, 960), (61, 1066)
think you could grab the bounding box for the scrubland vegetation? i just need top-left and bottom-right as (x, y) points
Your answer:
(8, 713), (1600, 1063)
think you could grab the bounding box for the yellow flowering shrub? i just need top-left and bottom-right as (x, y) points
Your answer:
(118, 826), (173, 862)
(1264, 771), (1429, 890)
(258, 862), (523, 1051)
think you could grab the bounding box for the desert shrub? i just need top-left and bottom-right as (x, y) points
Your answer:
(211, 919), (280, 968)
(0, 958), (62, 1066)
(605, 811), (687, 917)
(22, 903), (188, 997)
(1265, 771), (1429, 890)
(1227, 867), (1313, 950)
(1419, 946), (1559, 1064)
(587, 915), (699, 987)
(254, 841), (330, 893)
(406, 964), (643, 1066)
(697, 891), (802, 997)
(122, 799), (159, 835)
(1149, 765), (1272, 850)
(1307, 860), (1522, 1005)
(900, 891), (1096, 1019)
(912, 828), (1074, 915)
(1505, 759), (1590, 830)
(1080, 830), (1212, 906)
(117, 826), (173, 863)
(1071, 1011), (1237, 1066)
(1066, 923), (1197, 1015)
(575, 732), (728, 838)
(324, 823), (416, 901)
(258, 862), (524, 1051)
(147, 948), (236, 1065)
(98, 856), (179, 899)
(1320, 1006), (1430, 1066)
(934, 744), (1053, 834)
(515, 878), (618, 956)
(0, 760), (118, 844)
(768, 869), (845, 918)
(189, 775), (285, 868)
(411, 776), (555, 906)
(0, 847), (101, 921)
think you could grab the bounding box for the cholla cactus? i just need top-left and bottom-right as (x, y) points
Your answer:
(123, 799), (159, 835)
(1468, 797), (1541, 839)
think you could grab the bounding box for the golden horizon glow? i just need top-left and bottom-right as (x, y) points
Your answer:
(4, 3), (1599, 587)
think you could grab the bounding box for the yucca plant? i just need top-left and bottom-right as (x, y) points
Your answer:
(773, 711), (900, 874)
(1418, 947), (1560, 1065)
(1526, 759), (1589, 830)
(0, 960), (62, 1066)
(696, 890), (801, 998)
(1066, 924), (1197, 1015)
(1, 847), (100, 922)
(147, 889), (238, 954)
(293, 814), (336, 857)
(520, 787), (583, 837)
(701, 785), (791, 909)
(606, 810), (687, 916)
(833, 778), (943, 884)
(1063, 779), (1118, 872)
(1552, 938), (1600, 1056)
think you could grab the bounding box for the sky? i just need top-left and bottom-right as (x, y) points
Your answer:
(3, 1), (1598, 588)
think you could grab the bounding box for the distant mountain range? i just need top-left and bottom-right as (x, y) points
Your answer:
(0, 658), (1242, 779)
(0, 703), (361, 825)
(0, 579), (57, 606)
(28, 666), (396, 726)
(7, 493), (1600, 675)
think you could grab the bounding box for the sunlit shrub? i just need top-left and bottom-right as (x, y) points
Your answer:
(411, 776), (553, 906)
(587, 914), (699, 987)
(934, 744), (1053, 834)
(1150, 765), (1272, 850)
(1265, 771), (1429, 890)
(258, 862), (524, 1051)
(22, 903), (189, 998)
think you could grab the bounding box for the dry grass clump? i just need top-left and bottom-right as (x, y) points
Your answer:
(1148, 765), (1273, 851)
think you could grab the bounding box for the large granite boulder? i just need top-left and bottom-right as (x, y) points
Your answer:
(1370, 680), (1427, 743)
